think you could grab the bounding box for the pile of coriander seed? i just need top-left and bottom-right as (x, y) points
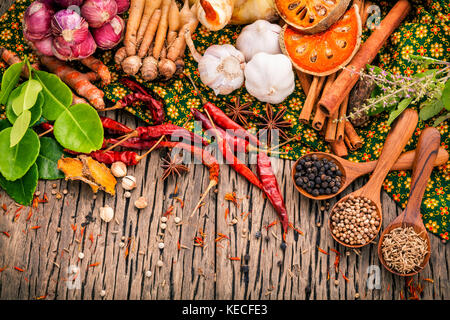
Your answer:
(330, 195), (381, 246)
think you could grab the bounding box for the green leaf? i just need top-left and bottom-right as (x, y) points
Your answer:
(10, 110), (31, 147)
(387, 98), (412, 125)
(433, 113), (450, 126)
(0, 164), (38, 206)
(53, 104), (103, 153)
(442, 79), (450, 111)
(0, 127), (40, 181)
(7, 88), (43, 126)
(33, 69), (72, 120)
(0, 61), (25, 105)
(36, 137), (65, 180)
(419, 98), (444, 121)
(11, 79), (42, 115)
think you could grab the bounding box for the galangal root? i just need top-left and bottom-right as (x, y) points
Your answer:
(118, 0), (198, 81)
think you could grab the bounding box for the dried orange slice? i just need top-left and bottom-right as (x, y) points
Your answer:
(275, 0), (351, 34)
(280, 4), (361, 76)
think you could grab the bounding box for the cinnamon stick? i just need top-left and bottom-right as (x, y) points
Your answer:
(330, 140), (348, 157)
(299, 76), (325, 123)
(344, 121), (363, 150)
(312, 74), (336, 131)
(336, 96), (349, 141)
(318, 0), (411, 116)
(295, 70), (312, 95)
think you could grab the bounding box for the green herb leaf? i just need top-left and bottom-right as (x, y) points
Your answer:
(10, 110), (31, 147)
(433, 113), (450, 126)
(442, 79), (450, 111)
(11, 79), (42, 116)
(33, 69), (73, 120)
(0, 164), (38, 206)
(419, 98), (444, 121)
(36, 137), (65, 180)
(6, 85), (43, 126)
(53, 103), (103, 153)
(0, 61), (25, 105)
(387, 98), (412, 125)
(0, 127), (40, 181)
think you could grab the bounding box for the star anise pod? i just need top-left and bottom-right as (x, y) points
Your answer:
(256, 103), (292, 145)
(160, 154), (189, 181)
(225, 96), (252, 127)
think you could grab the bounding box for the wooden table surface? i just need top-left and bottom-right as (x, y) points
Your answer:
(0, 0), (449, 301)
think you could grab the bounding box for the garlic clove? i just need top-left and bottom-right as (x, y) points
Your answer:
(99, 205), (114, 223)
(111, 161), (127, 178)
(122, 175), (137, 190)
(134, 196), (148, 209)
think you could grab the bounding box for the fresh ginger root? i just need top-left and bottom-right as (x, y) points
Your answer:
(40, 56), (105, 109)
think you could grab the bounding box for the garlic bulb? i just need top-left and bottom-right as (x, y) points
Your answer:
(236, 20), (282, 62)
(99, 206), (114, 223)
(244, 52), (295, 104)
(185, 30), (245, 95)
(193, 0), (234, 31)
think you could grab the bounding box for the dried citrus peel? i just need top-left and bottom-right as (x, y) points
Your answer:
(79, 155), (117, 196)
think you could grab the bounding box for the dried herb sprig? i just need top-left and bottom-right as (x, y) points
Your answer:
(341, 55), (450, 126)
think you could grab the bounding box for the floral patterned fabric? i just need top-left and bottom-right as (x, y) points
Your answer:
(0, 0), (449, 240)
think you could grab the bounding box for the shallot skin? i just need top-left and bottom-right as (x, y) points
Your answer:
(54, 0), (85, 7)
(51, 9), (90, 45)
(23, 0), (55, 41)
(114, 0), (130, 14)
(91, 15), (124, 50)
(81, 0), (118, 28)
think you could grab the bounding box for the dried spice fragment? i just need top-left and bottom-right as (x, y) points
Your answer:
(79, 155), (117, 195)
(57, 157), (100, 193)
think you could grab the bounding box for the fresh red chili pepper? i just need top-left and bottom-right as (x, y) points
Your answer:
(191, 108), (262, 190)
(192, 108), (248, 153)
(100, 116), (132, 135)
(203, 103), (289, 233)
(135, 124), (208, 146)
(204, 102), (261, 147)
(40, 122), (54, 131)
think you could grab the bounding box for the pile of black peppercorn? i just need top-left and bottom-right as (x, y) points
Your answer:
(294, 155), (342, 196)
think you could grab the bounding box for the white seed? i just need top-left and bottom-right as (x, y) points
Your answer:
(157, 260), (164, 267)
(158, 242), (165, 249)
(134, 197), (148, 209)
(160, 223), (167, 230)
(99, 206), (114, 223)
(119, 242), (125, 248)
(100, 290), (106, 297)
(231, 218), (238, 225)
(160, 216), (168, 223)
(124, 191), (131, 198)
(78, 252), (85, 260)
(122, 175), (137, 190)
(145, 270), (152, 278)
(111, 161), (127, 178)
(174, 217), (181, 224)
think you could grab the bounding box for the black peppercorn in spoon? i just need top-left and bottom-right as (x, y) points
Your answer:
(291, 148), (448, 201)
(378, 127), (439, 276)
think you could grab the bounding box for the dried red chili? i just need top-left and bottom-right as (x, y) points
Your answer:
(100, 116), (133, 135)
(14, 266), (24, 272)
(317, 247), (329, 255)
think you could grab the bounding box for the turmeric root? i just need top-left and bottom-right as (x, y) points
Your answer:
(167, 0), (180, 45)
(153, 0), (171, 60)
(72, 93), (88, 105)
(40, 56), (105, 109)
(138, 9), (162, 58)
(141, 56), (158, 81)
(124, 0), (146, 56)
(114, 47), (128, 65)
(0, 46), (39, 78)
(167, 1), (198, 61)
(158, 58), (176, 80)
(122, 55), (142, 76)
(80, 56), (112, 85)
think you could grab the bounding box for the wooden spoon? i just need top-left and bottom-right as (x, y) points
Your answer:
(377, 127), (440, 276)
(292, 148), (448, 200)
(328, 109), (419, 248)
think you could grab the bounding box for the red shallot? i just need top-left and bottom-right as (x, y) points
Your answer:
(51, 8), (90, 45)
(23, 0), (54, 41)
(32, 36), (55, 56)
(81, 0), (118, 28)
(92, 15), (124, 50)
(52, 31), (97, 60)
(54, 0), (85, 7)
(114, 0), (130, 14)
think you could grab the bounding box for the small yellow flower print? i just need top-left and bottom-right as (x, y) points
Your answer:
(415, 25), (427, 39)
(430, 43), (443, 58)
(424, 198), (438, 209)
(1, 29), (12, 41)
(401, 45), (414, 60)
